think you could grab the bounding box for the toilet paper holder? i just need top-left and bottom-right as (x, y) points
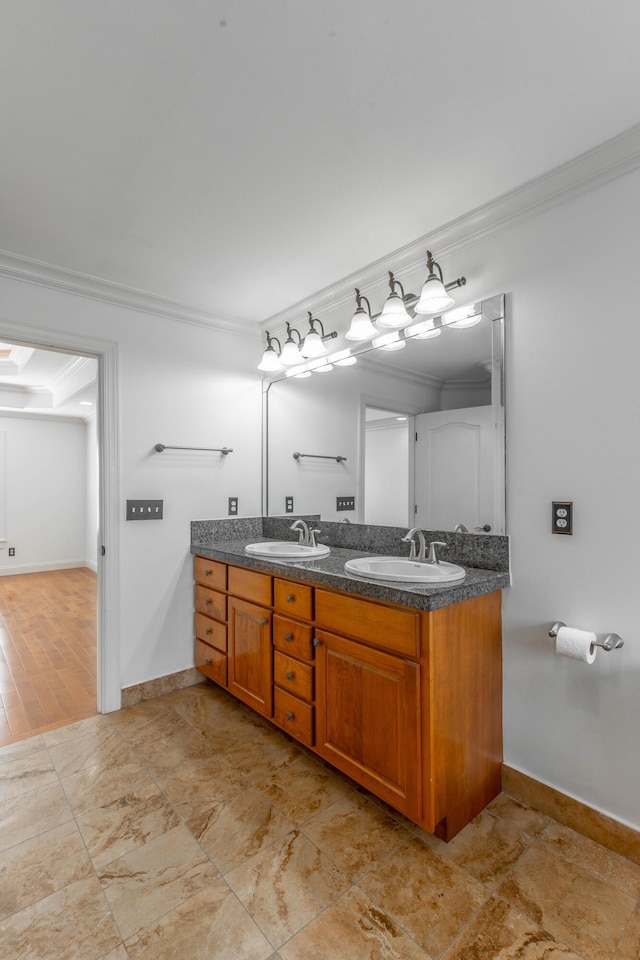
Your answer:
(549, 622), (624, 651)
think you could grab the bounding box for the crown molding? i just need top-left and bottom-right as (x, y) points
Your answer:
(0, 251), (261, 341)
(262, 122), (640, 332)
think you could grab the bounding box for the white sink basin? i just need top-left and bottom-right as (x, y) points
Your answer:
(245, 541), (330, 560)
(344, 556), (465, 583)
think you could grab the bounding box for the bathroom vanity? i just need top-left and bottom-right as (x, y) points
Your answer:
(191, 525), (509, 841)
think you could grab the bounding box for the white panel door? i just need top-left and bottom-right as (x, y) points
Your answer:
(414, 406), (494, 532)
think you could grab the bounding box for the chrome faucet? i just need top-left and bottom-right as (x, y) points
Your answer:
(453, 523), (469, 533)
(290, 519), (321, 548)
(402, 528), (447, 564)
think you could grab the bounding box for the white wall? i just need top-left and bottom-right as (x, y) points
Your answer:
(0, 281), (263, 690)
(0, 414), (87, 573)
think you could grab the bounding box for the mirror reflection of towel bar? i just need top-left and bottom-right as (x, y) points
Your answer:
(154, 443), (233, 454)
(293, 452), (347, 463)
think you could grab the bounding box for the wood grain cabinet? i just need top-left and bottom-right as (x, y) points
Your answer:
(193, 555), (502, 841)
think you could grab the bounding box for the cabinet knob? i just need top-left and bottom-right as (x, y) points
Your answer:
(206, 628), (212, 635)
(286, 594), (294, 603)
(285, 633), (293, 641)
(204, 658), (212, 666)
(312, 637), (321, 647)
(205, 598), (212, 605)
(205, 569), (212, 576)
(286, 671), (294, 680)
(286, 711), (295, 721)
(260, 617), (269, 625)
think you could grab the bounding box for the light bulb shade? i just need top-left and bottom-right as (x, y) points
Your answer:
(414, 276), (455, 315)
(257, 345), (283, 372)
(280, 337), (304, 365)
(301, 329), (328, 358)
(313, 361), (333, 373)
(372, 332), (406, 351)
(444, 305), (482, 328)
(345, 307), (377, 341)
(376, 292), (412, 329)
(405, 319), (442, 340)
(334, 355), (357, 366)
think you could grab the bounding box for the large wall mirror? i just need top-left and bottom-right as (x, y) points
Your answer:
(264, 293), (505, 533)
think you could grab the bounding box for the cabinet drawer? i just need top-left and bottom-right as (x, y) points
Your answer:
(274, 579), (313, 621)
(274, 651), (314, 702)
(274, 688), (314, 747)
(194, 557), (227, 590)
(228, 566), (272, 606)
(195, 613), (227, 653)
(315, 589), (419, 658)
(195, 639), (227, 686)
(195, 585), (226, 622)
(273, 615), (314, 660)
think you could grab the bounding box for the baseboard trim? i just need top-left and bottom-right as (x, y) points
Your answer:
(121, 667), (201, 708)
(503, 765), (640, 866)
(0, 559), (87, 577)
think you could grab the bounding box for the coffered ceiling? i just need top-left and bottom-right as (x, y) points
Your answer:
(0, 344), (96, 420)
(1, 1), (640, 326)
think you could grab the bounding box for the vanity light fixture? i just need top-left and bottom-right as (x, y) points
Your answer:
(257, 333), (284, 372)
(414, 251), (458, 315)
(280, 323), (305, 365)
(313, 359), (334, 373)
(444, 303), (482, 328)
(372, 331), (406, 351)
(376, 272), (413, 330)
(405, 318), (442, 340)
(345, 289), (378, 341)
(300, 312), (329, 358)
(332, 349), (357, 367)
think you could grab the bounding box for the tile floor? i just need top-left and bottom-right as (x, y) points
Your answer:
(0, 681), (638, 960)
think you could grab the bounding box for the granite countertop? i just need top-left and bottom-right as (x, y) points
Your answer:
(191, 538), (510, 612)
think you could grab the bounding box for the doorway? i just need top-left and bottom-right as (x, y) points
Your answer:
(362, 405), (414, 527)
(0, 318), (120, 732)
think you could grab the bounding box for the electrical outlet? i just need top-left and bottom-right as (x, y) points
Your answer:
(228, 497), (238, 516)
(8, 547), (15, 557)
(552, 501), (573, 535)
(285, 496), (294, 513)
(337, 496), (355, 511)
(126, 500), (163, 520)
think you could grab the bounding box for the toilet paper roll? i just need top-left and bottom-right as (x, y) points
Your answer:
(555, 626), (597, 663)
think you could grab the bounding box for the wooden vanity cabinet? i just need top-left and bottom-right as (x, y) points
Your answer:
(193, 555), (502, 840)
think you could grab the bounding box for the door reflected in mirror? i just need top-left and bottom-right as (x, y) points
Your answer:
(265, 293), (505, 533)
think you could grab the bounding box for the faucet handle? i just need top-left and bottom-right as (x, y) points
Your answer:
(401, 532), (418, 560)
(309, 528), (321, 548)
(426, 541), (447, 564)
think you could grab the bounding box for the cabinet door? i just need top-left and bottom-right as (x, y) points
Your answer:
(315, 629), (421, 819)
(228, 597), (273, 717)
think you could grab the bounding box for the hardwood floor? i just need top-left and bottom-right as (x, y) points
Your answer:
(0, 567), (97, 746)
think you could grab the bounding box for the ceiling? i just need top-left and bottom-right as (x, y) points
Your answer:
(1, 1), (640, 327)
(0, 344), (96, 420)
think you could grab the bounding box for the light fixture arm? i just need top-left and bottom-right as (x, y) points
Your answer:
(285, 322), (303, 345)
(265, 331), (282, 352)
(355, 288), (372, 315)
(387, 271), (406, 299)
(307, 312), (326, 337)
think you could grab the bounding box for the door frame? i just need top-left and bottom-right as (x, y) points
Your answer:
(0, 318), (120, 713)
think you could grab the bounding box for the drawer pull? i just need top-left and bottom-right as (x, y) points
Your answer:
(286, 594), (294, 603)
(206, 628), (213, 635)
(312, 637), (321, 647)
(285, 633), (293, 642)
(205, 658), (212, 665)
(286, 671), (295, 680)
(286, 711), (295, 721)
(260, 617), (269, 625)
(205, 569), (212, 577)
(205, 598), (212, 605)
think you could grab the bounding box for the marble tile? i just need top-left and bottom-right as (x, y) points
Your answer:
(441, 894), (584, 960)
(497, 839), (636, 960)
(106, 699), (180, 743)
(99, 947), (129, 960)
(302, 792), (410, 882)
(189, 785), (294, 874)
(61, 755), (152, 817)
(416, 797), (547, 890)
(154, 752), (248, 821)
(226, 829), (351, 948)
(0, 747), (58, 801)
(126, 723), (216, 776)
(0, 781), (73, 853)
(613, 903), (640, 960)
(255, 753), (353, 826)
(48, 725), (133, 778)
(98, 824), (218, 941)
(220, 726), (302, 783)
(170, 688), (266, 747)
(76, 777), (181, 868)
(0, 820), (93, 920)
(0, 734), (45, 765)
(359, 836), (487, 957)
(279, 885), (430, 960)
(539, 820), (640, 898)
(124, 882), (273, 960)
(0, 874), (121, 960)
(43, 712), (113, 747)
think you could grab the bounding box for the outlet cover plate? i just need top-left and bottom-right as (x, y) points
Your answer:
(552, 501), (573, 535)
